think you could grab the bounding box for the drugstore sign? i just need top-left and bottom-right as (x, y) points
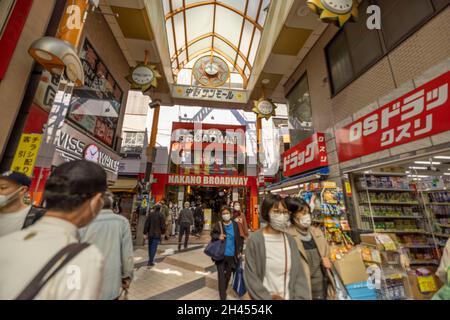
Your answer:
(282, 133), (328, 177)
(336, 71), (450, 162)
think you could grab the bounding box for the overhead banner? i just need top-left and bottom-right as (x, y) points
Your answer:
(336, 71), (450, 162)
(11, 134), (43, 177)
(172, 84), (248, 104)
(282, 133), (328, 178)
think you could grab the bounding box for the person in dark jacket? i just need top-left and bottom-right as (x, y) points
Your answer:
(193, 202), (205, 237)
(143, 205), (166, 267)
(178, 201), (194, 251)
(0, 171), (45, 237)
(210, 206), (244, 300)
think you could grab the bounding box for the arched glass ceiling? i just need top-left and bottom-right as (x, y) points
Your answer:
(163, 0), (271, 88)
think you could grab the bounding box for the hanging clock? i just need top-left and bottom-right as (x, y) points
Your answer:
(253, 98), (277, 120)
(307, 0), (358, 28)
(192, 56), (230, 88)
(126, 63), (161, 93)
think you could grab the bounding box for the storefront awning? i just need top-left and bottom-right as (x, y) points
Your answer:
(266, 167), (330, 193)
(109, 178), (138, 193)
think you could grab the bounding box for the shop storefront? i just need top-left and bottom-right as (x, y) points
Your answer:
(267, 133), (354, 258)
(151, 122), (259, 230)
(333, 69), (450, 299)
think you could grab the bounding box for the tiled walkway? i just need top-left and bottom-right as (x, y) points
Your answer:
(128, 242), (240, 301)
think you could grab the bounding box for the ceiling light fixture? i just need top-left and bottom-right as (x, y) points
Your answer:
(409, 167), (428, 170)
(434, 156), (450, 160)
(415, 161), (441, 165)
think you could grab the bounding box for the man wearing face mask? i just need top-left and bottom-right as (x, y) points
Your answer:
(0, 161), (107, 300)
(285, 197), (336, 300)
(0, 171), (46, 237)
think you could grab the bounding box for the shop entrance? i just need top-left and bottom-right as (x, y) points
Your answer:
(185, 186), (231, 224)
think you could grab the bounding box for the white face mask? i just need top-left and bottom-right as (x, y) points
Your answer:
(0, 187), (23, 209)
(269, 213), (291, 232)
(222, 214), (231, 222)
(234, 205), (241, 211)
(295, 214), (312, 229)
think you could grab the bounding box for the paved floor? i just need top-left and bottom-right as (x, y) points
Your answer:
(128, 238), (240, 301)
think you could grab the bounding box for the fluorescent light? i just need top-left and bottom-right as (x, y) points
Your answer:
(415, 161), (441, 165)
(409, 166), (427, 170)
(445, 173), (450, 176)
(434, 156), (450, 160)
(283, 185), (299, 191)
(405, 171), (411, 174)
(408, 175), (429, 178)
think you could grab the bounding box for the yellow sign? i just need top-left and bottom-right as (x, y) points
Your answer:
(57, 0), (91, 48)
(417, 276), (437, 293)
(11, 134), (42, 177)
(345, 181), (353, 196)
(322, 181), (337, 189)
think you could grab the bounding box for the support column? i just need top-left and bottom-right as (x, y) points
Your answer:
(252, 117), (263, 231)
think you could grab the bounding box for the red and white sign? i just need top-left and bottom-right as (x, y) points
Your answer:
(282, 133), (328, 177)
(336, 71), (450, 162)
(167, 174), (251, 187)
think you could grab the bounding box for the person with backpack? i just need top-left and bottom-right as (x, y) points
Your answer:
(0, 171), (46, 237)
(0, 160), (107, 300)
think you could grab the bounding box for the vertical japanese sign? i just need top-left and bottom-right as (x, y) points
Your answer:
(336, 71), (450, 162)
(282, 133), (329, 177)
(11, 134), (43, 177)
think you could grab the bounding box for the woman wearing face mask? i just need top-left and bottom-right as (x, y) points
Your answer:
(243, 194), (311, 300)
(285, 197), (336, 300)
(210, 206), (244, 300)
(232, 201), (249, 240)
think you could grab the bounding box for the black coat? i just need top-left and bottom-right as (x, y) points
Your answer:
(144, 210), (166, 239)
(210, 221), (244, 263)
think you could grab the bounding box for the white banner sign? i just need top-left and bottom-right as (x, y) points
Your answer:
(172, 85), (248, 104)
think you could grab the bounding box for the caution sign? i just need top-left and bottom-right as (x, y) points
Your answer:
(11, 134), (42, 177)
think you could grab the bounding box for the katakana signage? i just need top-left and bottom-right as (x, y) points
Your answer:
(11, 134), (43, 177)
(336, 71), (450, 162)
(282, 133), (329, 178)
(172, 85), (247, 104)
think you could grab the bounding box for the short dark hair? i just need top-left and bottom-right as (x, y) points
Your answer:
(261, 194), (287, 223)
(220, 206), (232, 215)
(285, 197), (309, 223)
(44, 161), (107, 212)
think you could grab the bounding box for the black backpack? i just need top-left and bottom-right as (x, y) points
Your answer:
(22, 207), (46, 229)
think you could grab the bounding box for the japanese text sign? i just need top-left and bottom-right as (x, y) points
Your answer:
(282, 133), (328, 177)
(172, 85), (248, 104)
(336, 71), (450, 162)
(11, 134), (43, 177)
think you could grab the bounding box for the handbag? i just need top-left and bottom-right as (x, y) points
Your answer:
(204, 222), (226, 261)
(232, 258), (247, 297)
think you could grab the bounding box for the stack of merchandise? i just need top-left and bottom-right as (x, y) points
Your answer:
(359, 233), (411, 300)
(333, 248), (374, 300)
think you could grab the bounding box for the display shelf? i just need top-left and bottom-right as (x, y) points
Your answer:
(357, 188), (415, 192)
(427, 202), (450, 205)
(374, 229), (428, 234)
(409, 260), (439, 266)
(437, 223), (450, 228)
(422, 189), (449, 192)
(361, 215), (424, 219)
(401, 244), (436, 249)
(360, 172), (407, 177)
(434, 233), (450, 238)
(359, 202), (420, 205)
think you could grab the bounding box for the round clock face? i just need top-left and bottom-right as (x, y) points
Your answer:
(132, 66), (154, 85)
(193, 56), (230, 87)
(258, 100), (274, 115)
(321, 0), (353, 14)
(204, 63), (219, 76)
(84, 144), (100, 163)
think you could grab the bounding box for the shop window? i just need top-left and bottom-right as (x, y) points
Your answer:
(326, 0), (448, 95)
(378, 0), (435, 50)
(287, 73), (314, 147)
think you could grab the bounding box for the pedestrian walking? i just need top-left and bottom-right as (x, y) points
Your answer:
(79, 192), (134, 300)
(194, 202), (205, 237)
(210, 206), (244, 300)
(0, 171), (46, 237)
(0, 160), (107, 300)
(243, 194), (311, 300)
(178, 201), (194, 251)
(159, 198), (171, 241)
(232, 201), (249, 240)
(285, 197), (335, 300)
(437, 238), (450, 284)
(143, 205), (166, 267)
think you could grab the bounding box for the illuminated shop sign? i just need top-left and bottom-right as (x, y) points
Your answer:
(167, 174), (250, 187)
(336, 71), (450, 162)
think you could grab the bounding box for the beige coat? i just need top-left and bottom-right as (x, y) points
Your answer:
(437, 239), (450, 284)
(287, 225), (336, 299)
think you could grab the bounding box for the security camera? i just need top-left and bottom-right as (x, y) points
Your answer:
(149, 99), (161, 109)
